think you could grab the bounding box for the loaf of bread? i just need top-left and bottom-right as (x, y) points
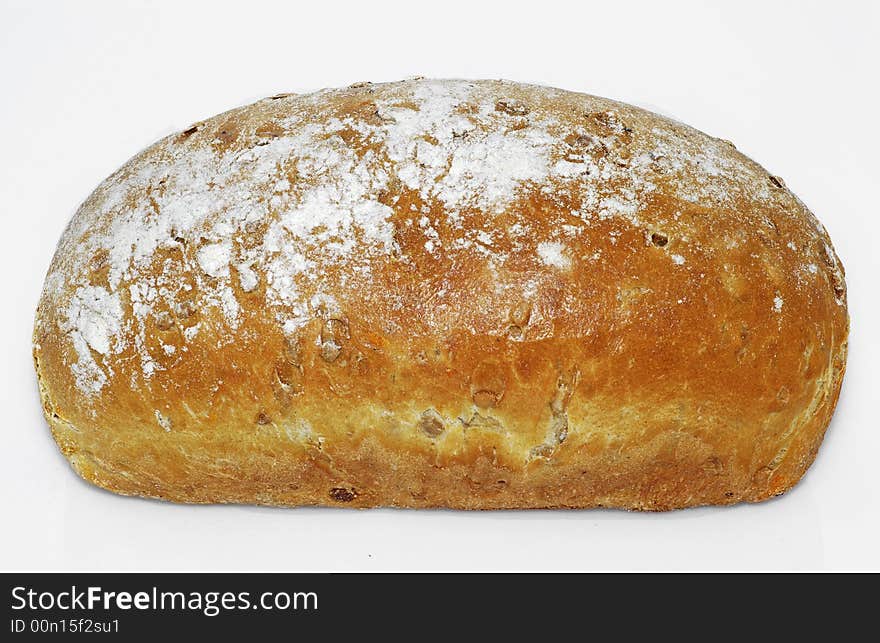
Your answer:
(33, 79), (848, 510)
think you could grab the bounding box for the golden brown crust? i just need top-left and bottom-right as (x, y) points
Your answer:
(33, 79), (848, 510)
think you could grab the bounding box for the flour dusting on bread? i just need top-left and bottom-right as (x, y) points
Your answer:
(41, 79), (844, 404)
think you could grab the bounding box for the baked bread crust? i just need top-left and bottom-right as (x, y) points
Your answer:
(33, 79), (848, 510)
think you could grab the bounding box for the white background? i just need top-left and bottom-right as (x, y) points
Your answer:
(1, 0), (877, 571)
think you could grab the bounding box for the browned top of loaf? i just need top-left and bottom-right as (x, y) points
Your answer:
(34, 79), (848, 506)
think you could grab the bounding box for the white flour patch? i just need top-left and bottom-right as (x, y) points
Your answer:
(155, 410), (172, 432)
(536, 241), (571, 269)
(63, 286), (124, 393)
(197, 241), (232, 278)
(773, 295), (784, 313)
(236, 263), (259, 292)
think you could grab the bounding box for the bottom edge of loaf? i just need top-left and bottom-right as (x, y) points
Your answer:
(61, 448), (805, 512)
